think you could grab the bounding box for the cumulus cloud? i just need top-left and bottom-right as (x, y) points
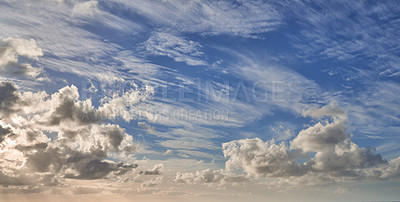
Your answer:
(35, 85), (101, 127)
(175, 169), (247, 185)
(223, 138), (307, 177)
(98, 84), (154, 122)
(0, 81), (151, 191)
(293, 103), (386, 174)
(0, 37), (44, 79)
(224, 103), (386, 181)
(176, 103), (397, 186)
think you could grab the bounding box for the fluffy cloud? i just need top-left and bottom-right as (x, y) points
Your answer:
(223, 138), (307, 177)
(0, 38), (44, 79)
(0, 81), (151, 190)
(175, 169), (247, 185)
(292, 103), (386, 173)
(176, 103), (397, 186)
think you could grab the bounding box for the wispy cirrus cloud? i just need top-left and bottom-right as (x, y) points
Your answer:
(288, 0), (400, 79)
(114, 0), (283, 37)
(140, 32), (207, 66)
(0, 0), (143, 83)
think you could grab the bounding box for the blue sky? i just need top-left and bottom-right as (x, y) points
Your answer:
(1, 0), (400, 201)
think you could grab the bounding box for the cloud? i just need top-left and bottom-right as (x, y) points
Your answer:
(141, 32), (206, 66)
(301, 102), (347, 121)
(288, 0), (400, 79)
(223, 138), (307, 177)
(175, 169), (247, 185)
(72, 0), (99, 17)
(140, 176), (163, 188)
(116, 0), (282, 37)
(176, 103), (397, 186)
(0, 37), (43, 79)
(0, 0), (289, 160)
(36, 85), (101, 127)
(0, 38), (43, 66)
(380, 157), (400, 179)
(22, 144), (134, 180)
(270, 122), (296, 141)
(290, 119), (347, 153)
(0, 1), (142, 83)
(98, 84), (154, 122)
(140, 163), (163, 175)
(163, 150), (173, 156)
(292, 103), (386, 173)
(0, 124), (12, 143)
(0, 81), (151, 190)
(0, 81), (21, 117)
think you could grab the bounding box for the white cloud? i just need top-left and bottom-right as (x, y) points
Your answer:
(115, 0), (282, 37)
(223, 138), (307, 177)
(163, 150), (173, 156)
(141, 32), (206, 66)
(0, 37), (44, 79)
(289, 0), (400, 79)
(290, 120), (347, 153)
(175, 169), (247, 185)
(176, 103), (397, 186)
(0, 1), (142, 82)
(72, 0), (99, 17)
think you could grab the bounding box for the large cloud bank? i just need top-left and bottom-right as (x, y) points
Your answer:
(0, 81), (152, 191)
(177, 103), (400, 185)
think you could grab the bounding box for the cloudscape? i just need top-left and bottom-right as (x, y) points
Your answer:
(1, 1), (400, 201)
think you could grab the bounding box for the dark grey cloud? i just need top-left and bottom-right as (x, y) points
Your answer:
(19, 126), (137, 180)
(65, 159), (136, 180)
(0, 81), (20, 117)
(37, 85), (101, 126)
(0, 124), (12, 143)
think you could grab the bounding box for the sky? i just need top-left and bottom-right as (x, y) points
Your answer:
(1, 0), (400, 201)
